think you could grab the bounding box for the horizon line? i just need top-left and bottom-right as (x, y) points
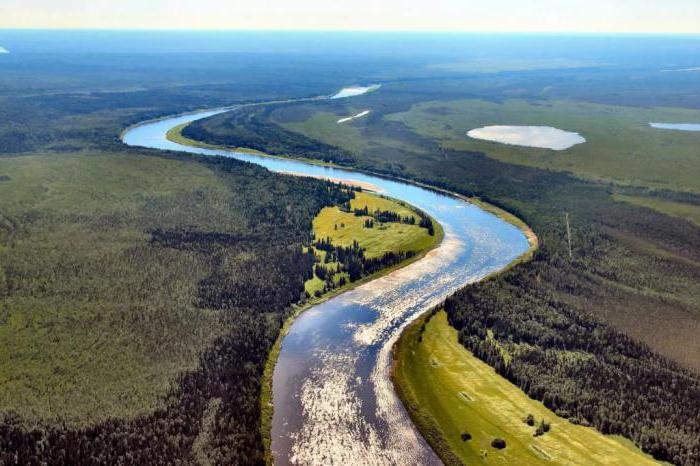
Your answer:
(1, 28), (699, 37)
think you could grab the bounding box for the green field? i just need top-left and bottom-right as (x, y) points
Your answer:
(315, 191), (436, 257)
(614, 194), (700, 227)
(387, 99), (700, 192)
(393, 311), (660, 466)
(0, 153), (227, 426)
(304, 190), (441, 295)
(277, 109), (425, 157)
(283, 111), (369, 154)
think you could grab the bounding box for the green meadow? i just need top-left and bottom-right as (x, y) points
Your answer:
(283, 111), (369, 154)
(614, 194), (700, 228)
(314, 191), (436, 258)
(392, 311), (661, 466)
(304, 191), (441, 295)
(387, 99), (700, 192)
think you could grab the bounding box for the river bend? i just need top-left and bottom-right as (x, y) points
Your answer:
(122, 100), (529, 465)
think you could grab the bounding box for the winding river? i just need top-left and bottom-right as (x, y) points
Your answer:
(122, 95), (530, 465)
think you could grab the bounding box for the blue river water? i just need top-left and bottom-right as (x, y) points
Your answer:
(122, 101), (529, 465)
(649, 122), (700, 132)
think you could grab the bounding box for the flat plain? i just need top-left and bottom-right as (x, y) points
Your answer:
(389, 99), (700, 193)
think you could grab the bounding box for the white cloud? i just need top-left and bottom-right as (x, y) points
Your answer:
(0, 46), (9, 54)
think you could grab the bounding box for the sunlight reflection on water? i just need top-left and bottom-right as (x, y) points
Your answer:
(123, 102), (529, 466)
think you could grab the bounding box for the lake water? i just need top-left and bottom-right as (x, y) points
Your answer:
(122, 100), (529, 465)
(468, 125), (586, 150)
(331, 85), (380, 99)
(649, 122), (700, 132)
(337, 110), (371, 123)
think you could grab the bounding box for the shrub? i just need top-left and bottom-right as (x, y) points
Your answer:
(535, 420), (551, 437)
(491, 438), (506, 449)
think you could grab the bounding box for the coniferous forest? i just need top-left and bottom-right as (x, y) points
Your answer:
(0, 154), (353, 465)
(2, 32), (700, 466)
(189, 82), (700, 465)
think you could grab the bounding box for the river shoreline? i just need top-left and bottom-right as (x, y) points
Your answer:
(162, 119), (537, 465)
(122, 101), (533, 465)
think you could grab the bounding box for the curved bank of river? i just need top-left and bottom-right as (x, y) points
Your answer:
(122, 100), (530, 465)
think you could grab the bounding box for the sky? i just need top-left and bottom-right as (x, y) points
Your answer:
(0, 0), (698, 34)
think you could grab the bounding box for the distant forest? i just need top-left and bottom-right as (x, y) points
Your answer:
(183, 104), (357, 165)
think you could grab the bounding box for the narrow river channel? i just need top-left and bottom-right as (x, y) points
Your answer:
(122, 94), (529, 465)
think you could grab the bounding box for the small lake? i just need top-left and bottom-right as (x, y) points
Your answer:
(468, 125), (586, 150)
(337, 110), (371, 123)
(331, 85), (380, 99)
(122, 96), (529, 465)
(649, 122), (700, 132)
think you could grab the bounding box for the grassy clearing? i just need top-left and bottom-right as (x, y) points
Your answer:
(392, 311), (661, 466)
(304, 190), (438, 293)
(276, 107), (423, 156)
(0, 153), (230, 427)
(312, 191), (436, 259)
(386, 99), (700, 192)
(614, 194), (700, 228)
(283, 111), (368, 154)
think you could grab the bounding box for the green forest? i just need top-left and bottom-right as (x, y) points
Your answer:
(0, 56), (358, 464)
(2, 38), (700, 465)
(186, 81), (700, 464)
(0, 55), (444, 465)
(0, 147), (357, 464)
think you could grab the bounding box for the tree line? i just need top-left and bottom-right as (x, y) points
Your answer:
(191, 99), (700, 465)
(183, 104), (357, 165)
(310, 236), (416, 295)
(347, 204), (434, 235)
(0, 155), (354, 466)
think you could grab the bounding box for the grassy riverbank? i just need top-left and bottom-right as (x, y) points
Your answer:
(167, 122), (345, 168)
(392, 311), (661, 466)
(168, 114), (553, 466)
(169, 93), (700, 463)
(259, 190), (443, 465)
